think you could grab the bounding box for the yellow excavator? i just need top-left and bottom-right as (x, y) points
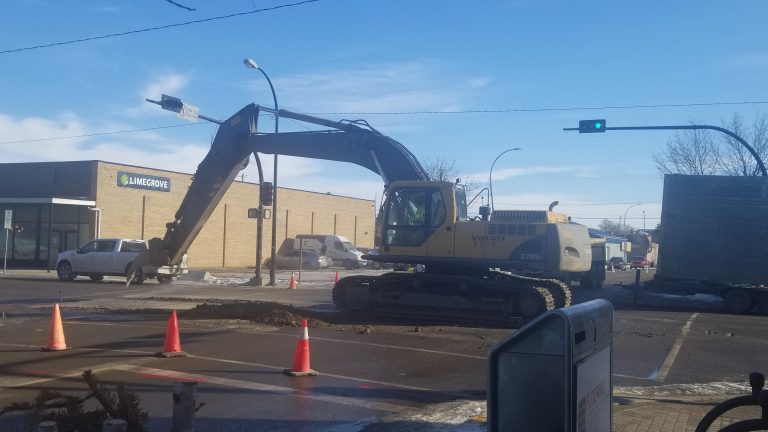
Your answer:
(140, 97), (605, 324)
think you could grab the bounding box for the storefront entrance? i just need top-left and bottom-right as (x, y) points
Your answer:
(49, 231), (80, 266)
(0, 201), (94, 269)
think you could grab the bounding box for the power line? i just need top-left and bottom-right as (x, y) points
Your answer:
(572, 217), (661, 220)
(493, 200), (662, 207)
(0, 0), (320, 55)
(0, 123), (208, 145)
(4, 98), (766, 145)
(306, 100), (768, 116)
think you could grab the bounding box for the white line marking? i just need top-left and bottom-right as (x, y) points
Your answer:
(0, 347), (156, 389)
(654, 313), (698, 383)
(66, 321), (220, 332)
(188, 353), (459, 395)
(613, 373), (653, 380)
(0, 342), (467, 398)
(0, 342), (153, 356)
(306, 335), (486, 360)
(113, 364), (411, 413)
(65, 320), (486, 359)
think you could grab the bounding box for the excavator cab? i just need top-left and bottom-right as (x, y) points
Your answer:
(378, 181), (463, 264)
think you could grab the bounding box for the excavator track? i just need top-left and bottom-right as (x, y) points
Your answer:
(488, 269), (572, 309)
(333, 271), (557, 327)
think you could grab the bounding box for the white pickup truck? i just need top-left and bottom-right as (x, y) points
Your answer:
(55, 238), (186, 284)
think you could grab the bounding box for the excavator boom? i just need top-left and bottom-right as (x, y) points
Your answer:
(150, 103), (428, 267)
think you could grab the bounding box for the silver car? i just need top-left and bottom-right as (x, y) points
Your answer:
(265, 250), (331, 270)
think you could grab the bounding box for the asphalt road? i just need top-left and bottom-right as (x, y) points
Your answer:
(0, 268), (766, 430)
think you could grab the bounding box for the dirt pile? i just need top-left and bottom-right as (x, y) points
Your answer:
(181, 301), (329, 328)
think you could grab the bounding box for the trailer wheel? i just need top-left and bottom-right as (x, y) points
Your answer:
(580, 264), (603, 289)
(757, 294), (768, 316)
(724, 289), (753, 314)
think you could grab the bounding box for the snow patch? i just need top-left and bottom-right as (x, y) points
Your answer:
(656, 293), (722, 303)
(614, 381), (751, 397)
(201, 275), (252, 285)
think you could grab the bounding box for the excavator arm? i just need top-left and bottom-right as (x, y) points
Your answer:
(147, 102), (428, 268)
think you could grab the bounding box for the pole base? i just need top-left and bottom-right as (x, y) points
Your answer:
(247, 276), (266, 286)
(283, 368), (318, 377)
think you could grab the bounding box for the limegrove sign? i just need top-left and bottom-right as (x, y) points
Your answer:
(117, 171), (171, 192)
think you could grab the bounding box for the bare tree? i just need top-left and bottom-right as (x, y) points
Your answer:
(653, 113), (768, 176)
(598, 219), (633, 236)
(719, 113), (768, 176)
(420, 156), (481, 197)
(653, 128), (721, 175)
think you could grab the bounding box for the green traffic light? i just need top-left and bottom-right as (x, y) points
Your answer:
(576, 119), (606, 133)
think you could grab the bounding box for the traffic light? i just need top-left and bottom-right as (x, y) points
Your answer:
(578, 119), (606, 133)
(260, 182), (274, 206)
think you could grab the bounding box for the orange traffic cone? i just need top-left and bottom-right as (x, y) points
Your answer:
(284, 319), (318, 376)
(156, 310), (188, 358)
(43, 304), (68, 351)
(289, 272), (297, 289)
(334, 272), (340, 285)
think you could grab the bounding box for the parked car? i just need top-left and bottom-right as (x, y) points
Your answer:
(630, 256), (653, 269)
(606, 257), (630, 271)
(294, 234), (366, 269)
(264, 250), (332, 270)
(55, 238), (187, 284)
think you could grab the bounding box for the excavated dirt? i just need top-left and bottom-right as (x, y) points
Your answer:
(177, 300), (511, 341)
(182, 301), (329, 328)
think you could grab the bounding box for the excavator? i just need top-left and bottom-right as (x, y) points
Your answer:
(138, 97), (605, 324)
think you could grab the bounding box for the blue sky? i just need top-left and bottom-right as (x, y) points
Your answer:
(1, 0), (767, 229)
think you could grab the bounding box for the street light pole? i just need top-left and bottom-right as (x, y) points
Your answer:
(623, 203), (641, 233)
(489, 148), (521, 212)
(623, 203), (641, 261)
(244, 59), (279, 286)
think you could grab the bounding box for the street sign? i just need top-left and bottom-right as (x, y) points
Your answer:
(488, 299), (613, 432)
(3, 210), (11, 230)
(178, 103), (199, 122)
(160, 94), (199, 122)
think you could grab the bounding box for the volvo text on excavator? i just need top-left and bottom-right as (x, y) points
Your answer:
(140, 97), (605, 325)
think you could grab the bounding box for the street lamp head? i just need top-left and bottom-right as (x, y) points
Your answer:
(243, 58), (259, 69)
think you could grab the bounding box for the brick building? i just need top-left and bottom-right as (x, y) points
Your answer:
(0, 161), (375, 269)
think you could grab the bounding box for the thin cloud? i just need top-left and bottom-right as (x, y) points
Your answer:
(122, 71), (193, 117)
(467, 77), (490, 88)
(0, 112), (207, 173)
(466, 165), (598, 182)
(271, 62), (467, 114)
(725, 52), (768, 69)
(489, 192), (662, 229)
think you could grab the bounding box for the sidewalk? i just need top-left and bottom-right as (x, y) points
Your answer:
(0, 266), (306, 281)
(613, 397), (759, 432)
(357, 395), (760, 431)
